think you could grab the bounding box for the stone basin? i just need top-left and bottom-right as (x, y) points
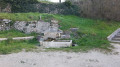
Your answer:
(40, 40), (72, 48)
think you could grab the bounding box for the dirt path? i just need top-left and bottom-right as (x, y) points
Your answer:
(0, 43), (120, 67)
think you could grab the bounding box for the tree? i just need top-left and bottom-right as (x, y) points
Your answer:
(59, 0), (61, 3)
(3, 0), (38, 4)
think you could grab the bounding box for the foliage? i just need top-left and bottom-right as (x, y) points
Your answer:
(3, 0), (38, 4)
(0, 0), (7, 9)
(10, 2), (79, 16)
(2, 0), (38, 12)
(64, 1), (72, 8)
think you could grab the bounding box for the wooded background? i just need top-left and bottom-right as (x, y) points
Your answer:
(0, 0), (120, 21)
(68, 0), (120, 21)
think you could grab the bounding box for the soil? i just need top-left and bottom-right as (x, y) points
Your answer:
(0, 43), (120, 67)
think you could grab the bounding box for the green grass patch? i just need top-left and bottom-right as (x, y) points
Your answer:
(0, 38), (39, 54)
(0, 29), (38, 38)
(0, 13), (120, 52)
(37, 0), (53, 4)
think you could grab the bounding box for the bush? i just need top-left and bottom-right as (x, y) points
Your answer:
(11, 3), (80, 16)
(64, 1), (72, 8)
(0, 1), (7, 9)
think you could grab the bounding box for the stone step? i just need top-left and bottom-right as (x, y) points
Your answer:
(107, 28), (120, 42)
(116, 34), (120, 36)
(110, 40), (120, 43)
(114, 35), (120, 38)
(117, 33), (120, 35)
(112, 37), (120, 41)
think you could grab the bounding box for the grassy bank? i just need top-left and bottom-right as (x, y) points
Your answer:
(0, 38), (38, 54)
(0, 13), (120, 52)
(0, 29), (38, 38)
(0, 29), (39, 54)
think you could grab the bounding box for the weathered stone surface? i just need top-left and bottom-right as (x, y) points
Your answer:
(0, 36), (34, 41)
(0, 38), (7, 41)
(3, 19), (11, 23)
(42, 19), (63, 40)
(14, 21), (50, 34)
(14, 21), (26, 31)
(70, 28), (79, 32)
(0, 19), (11, 31)
(40, 40), (72, 48)
(12, 36), (34, 40)
(38, 19), (73, 48)
(61, 34), (71, 39)
(61, 31), (71, 39)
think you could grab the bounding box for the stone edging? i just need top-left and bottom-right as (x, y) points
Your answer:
(107, 28), (120, 42)
(0, 36), (34, 41)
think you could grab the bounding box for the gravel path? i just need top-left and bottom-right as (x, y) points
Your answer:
(0, 43), (120, 67)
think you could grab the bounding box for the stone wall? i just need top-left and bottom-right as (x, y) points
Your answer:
(0, 19), (11, 31)
(0, 19), (61, 34)
(14, 21), (50, 34)
(12, 3), (79, 15)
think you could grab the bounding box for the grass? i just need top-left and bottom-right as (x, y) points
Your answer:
(0, 29), (39, 54)
(0, 29), (38, 38)
(0, 12), (120, 52)
(0, 13), (54, 21)
(0, 38), (39, 54)
(37, 0), (54, 4)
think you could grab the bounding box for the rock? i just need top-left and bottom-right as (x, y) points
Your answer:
(51, 19), (58, 24)
(14, 21), (27, 31)
(0, 19), (11, 31)
(70, 28), (79, 32)
(61, 34), (71, 39)
(61, 31), (71, 39)
(14, 21), (50, 34)
(72, 44), (78, 46)
(3, 19), (11, 23)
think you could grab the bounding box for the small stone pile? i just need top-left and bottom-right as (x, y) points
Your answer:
(0, 19), (11, 31)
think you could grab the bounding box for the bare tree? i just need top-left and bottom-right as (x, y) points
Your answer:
(69, 0), (120, 21)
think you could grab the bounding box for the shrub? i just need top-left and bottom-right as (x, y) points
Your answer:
(64, 1), (72, 8)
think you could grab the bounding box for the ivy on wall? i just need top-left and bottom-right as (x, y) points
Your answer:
(12, 2), (80, 15)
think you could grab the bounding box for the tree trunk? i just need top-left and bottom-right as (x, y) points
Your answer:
(59, 0), (61, 3)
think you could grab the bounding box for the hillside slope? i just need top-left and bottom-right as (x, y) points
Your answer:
(0, 13), (120, 52)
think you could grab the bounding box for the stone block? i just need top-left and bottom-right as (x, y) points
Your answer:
(70, 28), (79, 32)
(40, 40), (72, 48)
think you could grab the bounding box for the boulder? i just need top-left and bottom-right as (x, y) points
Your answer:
(0, 19), (11, 31)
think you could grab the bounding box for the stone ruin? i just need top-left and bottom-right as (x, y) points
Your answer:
(0, 18), (74, 48)
(39, 19), (73, 48)
(14, 18), (73, 48)
(14, 20), (50, 34)
(42, 19), (63, 40)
